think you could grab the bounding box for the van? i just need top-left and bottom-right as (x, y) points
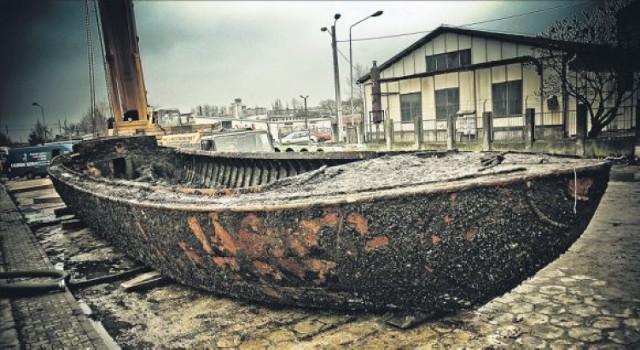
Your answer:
(6, 143), (73, 179)
(199, 130), (274, 152)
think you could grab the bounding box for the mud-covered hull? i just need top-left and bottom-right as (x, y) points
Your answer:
(50, 136), (610, 312)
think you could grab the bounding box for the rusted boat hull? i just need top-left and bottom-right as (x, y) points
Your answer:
(49, 136), (610, 312)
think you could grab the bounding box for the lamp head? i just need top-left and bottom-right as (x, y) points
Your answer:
(31, 102), (40, 106)
(321, 27), (328, 32)
(334, 13), (341, 20)
(372, 10), (383, 17)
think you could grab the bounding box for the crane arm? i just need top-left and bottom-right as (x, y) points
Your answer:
(98, 0), (149, 132)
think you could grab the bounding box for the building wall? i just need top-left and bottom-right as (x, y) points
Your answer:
(363, 32), (576, 133)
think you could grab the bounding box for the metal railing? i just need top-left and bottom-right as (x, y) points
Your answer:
(365, 105), (636, 145)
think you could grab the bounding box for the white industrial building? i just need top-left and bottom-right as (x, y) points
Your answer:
(358, 26), (637, 147)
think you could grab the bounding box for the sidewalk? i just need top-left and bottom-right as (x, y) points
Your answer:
(0, 183), (108, 349)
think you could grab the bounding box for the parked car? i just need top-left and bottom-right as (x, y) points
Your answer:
(314, 129), (332, 142)
(200, 130), (274, 152)
(279, 130), (317, 145)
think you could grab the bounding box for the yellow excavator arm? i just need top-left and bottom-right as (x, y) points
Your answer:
(98, 0), (156, 135)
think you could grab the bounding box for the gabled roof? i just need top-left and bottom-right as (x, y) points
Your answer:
(357, 25), (603, 83)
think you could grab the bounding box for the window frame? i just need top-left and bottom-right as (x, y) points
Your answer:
(400, 92), (422, 123)
(434, 87), (460, 120)
(425, 49), (472, 73)
(491, 80), (523, 118)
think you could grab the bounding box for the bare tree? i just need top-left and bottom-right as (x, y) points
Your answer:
(318, 99), (336, 115)
(0, 131), (12, 146)
(271, 99), (283, 112)
(344, 63), (368, 114)
(28, 120), (48, 145)
(535, 0), (639, 137)
(77, 105), (108, 137)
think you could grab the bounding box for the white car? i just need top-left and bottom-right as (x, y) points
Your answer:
(279, 130), (317, 145)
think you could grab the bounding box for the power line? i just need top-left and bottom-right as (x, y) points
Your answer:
(458, 1), (584, 28)
(339, 1), (586, 43)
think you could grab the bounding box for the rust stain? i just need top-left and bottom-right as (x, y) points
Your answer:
(299, 219), (321, 247)
(449, 193), (457, 204)
(178, 240), (203, 265)
(268, 245), (286, 258)
(238, 231), (267, 258)
(252, 260), (283, 280)
(223, 188), (239, 196)
(210, 213), (238, 255)
(188, 216), (212, 254)
(253, 260), (273, 274)
(464, 229), (477, 241)
(347, 213), (368, 236)
(280, 259), (307, 279)
(240, 214), (264, 234)
(365, 236), (389, 250)
(153, 246), (168, 261)
(85, 162), (102, 177)
(299, 208), (341, 247)
(322, 208), (340, 226)
(285, 235), (308, 257)
(212, 257), (239, 271)
(306, 259), (337, 285)
(569, 177), (593, 200)
(431, 234), (441, 245)
(135, 220), (148, 239)
(444, 214), (454, 225)
(260, 286), (281, 299)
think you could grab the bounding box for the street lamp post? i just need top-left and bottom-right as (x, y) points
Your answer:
(321, 13), (343, 143)
(300, 95), (309, 129)
(350, 10), (383, 143)
(31, 102), (47, 142)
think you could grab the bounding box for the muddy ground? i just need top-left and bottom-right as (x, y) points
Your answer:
(26, 211), (447, 349)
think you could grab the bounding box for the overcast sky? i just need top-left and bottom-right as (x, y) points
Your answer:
(0, 0), (598, 142)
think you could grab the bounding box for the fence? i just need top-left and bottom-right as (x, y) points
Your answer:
(367, 119), (470, 144)
(365, 103), (636, 147)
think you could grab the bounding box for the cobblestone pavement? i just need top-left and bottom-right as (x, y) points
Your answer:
(2, 168), (640, 349)
(0, 184), (108, 349)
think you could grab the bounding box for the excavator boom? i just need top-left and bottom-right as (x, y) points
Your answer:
(98, 0), (153, 135)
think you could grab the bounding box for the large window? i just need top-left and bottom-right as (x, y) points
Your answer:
(492, 80), (522, 117)
(426, 49), (471, 73)
(435, 88), (460, 120)
(400, 93), (422, 122)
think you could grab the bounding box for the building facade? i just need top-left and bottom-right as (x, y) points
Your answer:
(359, 26), (637, 151)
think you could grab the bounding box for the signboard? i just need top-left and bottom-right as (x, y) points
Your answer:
(456, 116), (477, 135)
(10, 151), (49, 169)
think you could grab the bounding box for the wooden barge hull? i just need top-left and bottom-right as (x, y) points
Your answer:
(49, 136), (610, 312)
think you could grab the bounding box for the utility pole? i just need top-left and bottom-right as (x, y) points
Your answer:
(300, 95), (309, 129)
(331, 24), (343, 143)
(321, 14), (343, 143)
